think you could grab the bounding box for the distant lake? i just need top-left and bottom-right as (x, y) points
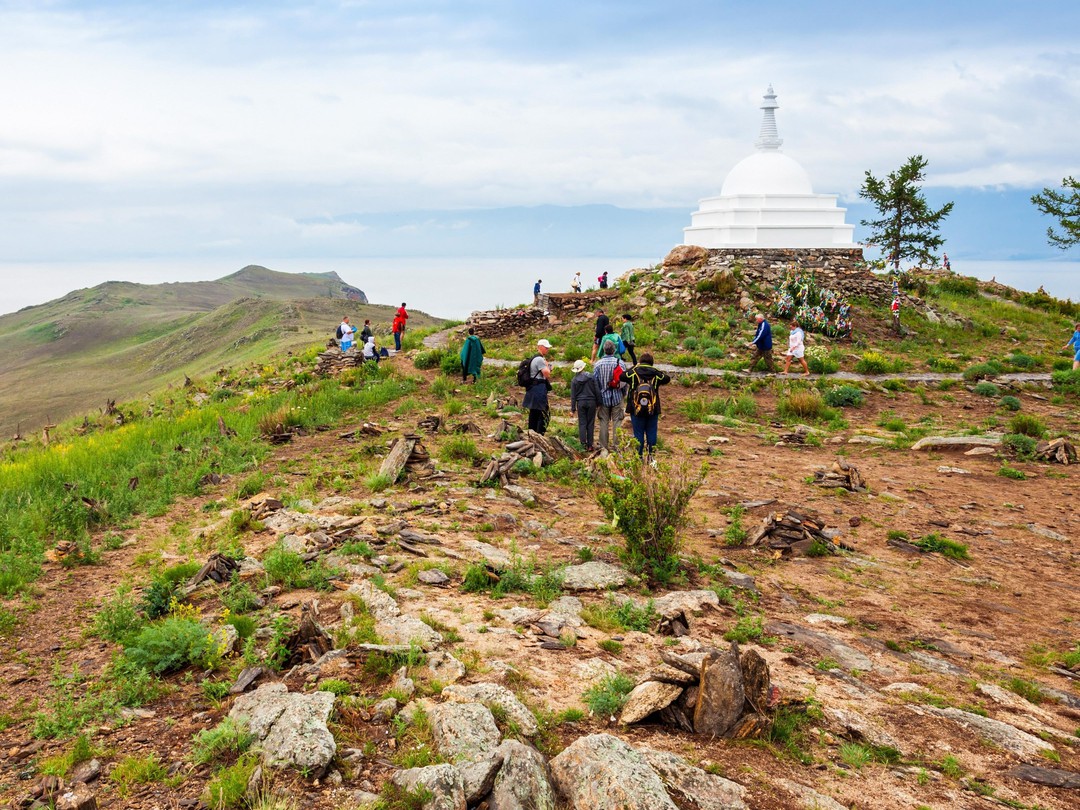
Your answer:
(1, 256), (1076, 322)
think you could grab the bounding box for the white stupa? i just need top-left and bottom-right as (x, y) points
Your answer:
(683, 86), (856, 249)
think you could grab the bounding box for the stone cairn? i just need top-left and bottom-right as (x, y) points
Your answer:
(1035, 437), (1077, 464)
(744, 506), (848, 556)
(315, 347), (367, 376)
(466, 289), (621, 338)
(479, 430), (576, 486)
(812, 459), (867, 492)
(620, 644), (776, 739)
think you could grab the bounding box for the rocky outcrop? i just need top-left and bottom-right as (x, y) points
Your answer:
(488, 740), (556, 810)
(549, 734), (677, 810)
(392, 764), (466, 810)
(442, 682), (539, 736)
(429, 702), (502, 762)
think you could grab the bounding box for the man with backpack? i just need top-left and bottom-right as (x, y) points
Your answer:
(624, 352), (671, 460)
(590, 308), (610, 362)
(592, 341), (625, 452)
(360, 319), (374, 344)
(520, 338), (553, 434)
(337, 316), (355, 352)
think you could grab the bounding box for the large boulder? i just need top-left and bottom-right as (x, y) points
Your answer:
(442, 682), (539, 736)
(620, 681), (684, 725)
(229, 683), (336, 775)
(429, 702), (502, 762)
(663, 245), (710, 269)
(549, 734), (676, 810)
(639, 748), (748, 810)
(488, 740), (556, 810)
(560, 562), (630, 591)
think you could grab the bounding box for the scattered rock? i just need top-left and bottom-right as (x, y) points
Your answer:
(376, 615), (443, 650)
(776, 778), (847, 810)
(1027, 523), (1068, 542)
(503, 484), (537, 506)
(69, 759), (100, 785)
(54, 784), (97, 810)
(911, 435), (1001, 451)
(371, 698), (399, 722)
(488, 740), (556, 810)
(766, 622), (872, 673)
(1007, 764), (1080, 789)
(937, 466), (971, 475)
(344, 580), (400, 621)
(463, 540), (514, 568)
(920, 706), (1054, 758)
(459, 751), (505, 805)
(620, 681), (684, 725)
(651, 590), (720, 619)
(824, 707), (901, 750)
(392, 764), (467, 810)
(418, 568), (451, 585)
(804, 613), (848, 626)
(693, 646), (744, 737)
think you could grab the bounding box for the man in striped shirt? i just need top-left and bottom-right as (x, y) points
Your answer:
(593, 341), (626, 452)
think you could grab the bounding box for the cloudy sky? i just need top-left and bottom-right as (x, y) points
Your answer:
(1, 0), (1078, 311)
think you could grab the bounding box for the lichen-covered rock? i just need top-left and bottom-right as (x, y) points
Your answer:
(392, 764), (466, 810)
(459, 752), (505, 805)
(488, 740), (555, 810)
(344, 580), (400, 620)
(376, 615), (443, 650)
(560, 562), (629, 591)
(442, 682), (539, 736)
(650, 590), (720, 619)
(229, 683), (336, 775)
(418, 651), (466, 684)
(921, 707), (1054, 759)
(549, 734), (676, 810)
(429, 702), (502, 762)
(639, 748), (748, 810)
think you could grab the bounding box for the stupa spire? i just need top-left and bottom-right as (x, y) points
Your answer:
(754, 84), (783, 151)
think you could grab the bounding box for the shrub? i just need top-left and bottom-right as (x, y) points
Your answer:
(724, 505), (747, 547)
(724, 613), (773, 644)
(192, 717), (256, 764)
(997, 465), (1027, 481)
(778, 390), (825, 420)
(1003, 433), (1037, 459)
(1006, 352), (1039, 370)
(927, 357), (960, 373)
(934, 276), (979, 297)
(582, 673), (635, 717)
(805, 346), (840, 374)
(204, 754), (259, 809)
(962, 360), (1003, 381)
(220, 576), (262, 614)
(972, 382), (1000, 397)
(1008, 414), (1046, 438)
(439, 353), (463, 376)
(91, 589), (145, 644)
(110, 753), (168, 796)
(413, 349), (445, 370)
(855, 351), (904, 374)
(823, 385), (865, 408)
(695, 272), (739, 298)
(581, 597), (658, 633)
(124, 617), (215, 674)
(438, 436), (480, 463)
(998, 395), (1022, 411)
(262, 544), (336, 590)
(914, 533), (970, 560)
(596, 452), (704, 585)
(671, 353), (702, 368)
(1051, 369), (1080, 395)
(141, 561), (202, 620)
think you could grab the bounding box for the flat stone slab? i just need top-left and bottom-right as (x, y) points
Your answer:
(463, 540), (514, 568)
(549, 734), (677, 810)
(392, 764), (466, 810)
(429, 702), (501, 762)
(651, 590), (720, 619)
(640, 747), (747, 810)
(911, 435), (1001, 451)
(229, 683), (336, 774)
(620, 681), (684, 725)
(766, 621), (873, 673)
(921, 706), (1055, 759)
(804, 613), (848, 626)
(442, 682), (539, 736)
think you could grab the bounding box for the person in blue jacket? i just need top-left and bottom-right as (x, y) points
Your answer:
(747, 313), (774, 372)
(1064, 322), (1080, 371)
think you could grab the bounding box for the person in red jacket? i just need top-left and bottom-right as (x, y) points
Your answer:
(392, 308), (407, 351)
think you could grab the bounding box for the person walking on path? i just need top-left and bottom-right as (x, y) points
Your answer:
(338, 316), (355, 352)
(1064, 322), (1080, 370)
(460, 328), (485, 383)
(534, 279), (542, 302)
(783, 319), (810, 376)
(620, 313), (638, 365)
(360, 319), (373, 343)
(943, 253), (951, 272)
(624, 352), (671, 460)
(598, 323), (626, 359)
(571, 272), (582, 293)
(747, 313), (775, 372)
(593, 341), (626, 452)
(590, 308), (610, 362)
(598, 271), (609, 289)
(522, 338), (554, 434)
(569, 358), (602, 452)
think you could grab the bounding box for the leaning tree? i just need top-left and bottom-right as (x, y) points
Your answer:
(859, 155), (954, 271)
(1031, 176), (1080, 249)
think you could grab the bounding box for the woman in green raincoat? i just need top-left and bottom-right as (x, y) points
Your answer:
(460, 328), (485, 383)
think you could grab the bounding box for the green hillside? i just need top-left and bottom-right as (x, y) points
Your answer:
(0, 266), (441, 436)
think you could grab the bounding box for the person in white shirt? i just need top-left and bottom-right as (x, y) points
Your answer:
(339, 317), (355, 352)
(362, 335), (379, 363)
(783, 319), (810, 376)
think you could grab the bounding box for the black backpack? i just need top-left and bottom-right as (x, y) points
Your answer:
(517, 355), (539, 387)
(632, 375), (658, 416)
(335, 324), (344, 340)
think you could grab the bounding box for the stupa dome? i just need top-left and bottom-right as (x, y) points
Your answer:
(721, 151), (813, 196)
(683, 85), (855, 249)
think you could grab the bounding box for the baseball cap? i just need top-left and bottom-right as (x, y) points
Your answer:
(537, 339), (552, 348)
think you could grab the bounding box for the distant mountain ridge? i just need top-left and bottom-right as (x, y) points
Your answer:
(0, 266), (436, 437)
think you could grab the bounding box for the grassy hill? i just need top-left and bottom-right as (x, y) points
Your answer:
(0, 266), (442, 437)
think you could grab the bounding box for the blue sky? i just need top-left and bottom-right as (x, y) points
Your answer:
(1, 1), (1078, 308)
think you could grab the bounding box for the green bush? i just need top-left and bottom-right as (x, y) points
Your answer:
(438, 435), (480, 463)
(1006, 352), (1039, 370)
(262, 544), (337, 590)
(671, 353), (702, 368)
(439, 353), (463, 376)
(141, 561), (202, 620)
(823, 385), (865, 408)
(934, 276), (980, 297)
(1051, 369), (1080, 395)
(1008, 414), (1046, 438)
(192, 717), (255, 765)
(204, 754), (258, 809)
(1003, 433), (1037, 459)
(91, 589), (145, 644)
(413, 349), (445, 370)
(914, 533), (969, 560)
(926, 357), (960, 373)
(854, 351), (904, 375)
(997, 465), (1027, 481)
(962, 360), (1003, 381)
(124, 617), (215, 674)
(972, 382), (1000, 397)
(998, 395), (1022, 411)
(596, 452), (704, 586)
(805, 347), (840, 374)
(582, 673), (635, 717)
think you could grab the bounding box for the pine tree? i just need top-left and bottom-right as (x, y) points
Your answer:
(1031, 176), (1080, 249)
(859, 155), (954, 270)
